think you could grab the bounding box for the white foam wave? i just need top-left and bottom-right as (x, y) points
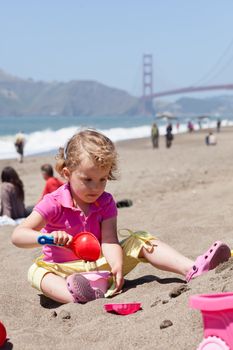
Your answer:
(0, 119), (232, 160)
(0, 125), (153, 160)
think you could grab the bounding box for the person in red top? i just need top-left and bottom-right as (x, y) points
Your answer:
(40, 164), (64, 200)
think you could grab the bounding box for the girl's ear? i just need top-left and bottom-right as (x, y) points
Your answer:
(62, 167), (70, 181)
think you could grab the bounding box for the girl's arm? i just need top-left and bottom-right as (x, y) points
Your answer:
(101, 217), (124, 292)
(12, 211), (47, 248)
(12, 211), (73, 248)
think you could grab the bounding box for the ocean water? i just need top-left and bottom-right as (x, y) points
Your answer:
(0, 115), (232, 160)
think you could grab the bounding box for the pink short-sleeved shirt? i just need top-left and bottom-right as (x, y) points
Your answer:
(34, 183), (117, 263)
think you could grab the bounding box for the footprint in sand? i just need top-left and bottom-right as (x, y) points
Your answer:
(160, 320), (173, 329)
(169, 284), (190, 298)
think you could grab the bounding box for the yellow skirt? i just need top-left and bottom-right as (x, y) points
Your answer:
(28, 230), (156, 295)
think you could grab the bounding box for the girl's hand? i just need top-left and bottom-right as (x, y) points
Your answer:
(111, 265), (124, 293)
(51, 231), (73, 246)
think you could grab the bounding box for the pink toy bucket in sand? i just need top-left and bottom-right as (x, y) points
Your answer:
(80, 271), (110, 294)
(190, 292), (233, 349)
(104, 303), (142, 315)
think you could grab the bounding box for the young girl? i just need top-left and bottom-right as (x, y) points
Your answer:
(12, 129), (231, 304)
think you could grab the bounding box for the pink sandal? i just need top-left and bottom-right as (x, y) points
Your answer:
(186, 241), (231, 282)
(66, 273), (105, 303)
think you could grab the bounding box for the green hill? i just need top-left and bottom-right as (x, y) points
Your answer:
(0, 70), (140, 116)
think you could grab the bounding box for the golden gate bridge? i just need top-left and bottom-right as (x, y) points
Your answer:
(142, 54), (233, 112)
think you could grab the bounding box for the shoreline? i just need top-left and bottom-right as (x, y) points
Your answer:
(0, 122), (232, 161)
(0, 126), (233, 162)
(1, 126), (232, 207)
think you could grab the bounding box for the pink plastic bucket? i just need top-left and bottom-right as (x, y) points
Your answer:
(190, 293), (233, 349)
(80, 271), (110, 294)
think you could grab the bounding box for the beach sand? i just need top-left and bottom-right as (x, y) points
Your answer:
(1, 128), (233, 350)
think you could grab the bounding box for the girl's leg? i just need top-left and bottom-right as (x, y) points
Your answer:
(41, 273), (73, 304)
(138, 240), (194, 277)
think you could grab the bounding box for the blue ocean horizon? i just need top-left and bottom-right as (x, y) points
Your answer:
(0, 115), (156, 137)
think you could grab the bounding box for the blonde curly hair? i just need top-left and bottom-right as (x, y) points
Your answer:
(55, 129), (118, 180)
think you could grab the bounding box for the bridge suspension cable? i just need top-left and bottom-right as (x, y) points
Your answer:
(191, 36), (233, 86)
(200, 51), (233, 85)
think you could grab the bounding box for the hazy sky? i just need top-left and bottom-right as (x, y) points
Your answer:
(1, 0), (233, 98)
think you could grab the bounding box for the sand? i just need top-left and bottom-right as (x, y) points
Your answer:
(1, 128), (233, 350)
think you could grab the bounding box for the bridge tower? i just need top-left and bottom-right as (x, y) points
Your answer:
(142, 54), (154, 114)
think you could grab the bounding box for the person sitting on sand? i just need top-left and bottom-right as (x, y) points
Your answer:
(208, 132), (217, 145)
(39, 164), (64, 200)
(206, 132), (217, 146)
(0, 166), (27, 219)
(12, 129), (231, 304)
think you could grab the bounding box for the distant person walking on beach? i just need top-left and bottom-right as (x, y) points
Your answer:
(0, 166), (27, 219)
(14, 131), (25, 163)
(12, 129), (230, 305)
(39, 164), (64, 200)
(151, 122), (159, 148)
(166, 123), (173, 148)
(217, 119), (221, 133)
(188, 121), (194, 133)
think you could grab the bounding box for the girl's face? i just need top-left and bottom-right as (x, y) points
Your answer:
(63, 158), (110, 205)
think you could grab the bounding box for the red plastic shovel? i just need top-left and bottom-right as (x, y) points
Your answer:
(38, 231), (101, 261)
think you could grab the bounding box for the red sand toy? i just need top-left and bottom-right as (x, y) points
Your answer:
(104, 303), (142, 315)
(38, 231), (101, 261)
(190, 292), (233, 349)
(0, 321), (6, 347)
